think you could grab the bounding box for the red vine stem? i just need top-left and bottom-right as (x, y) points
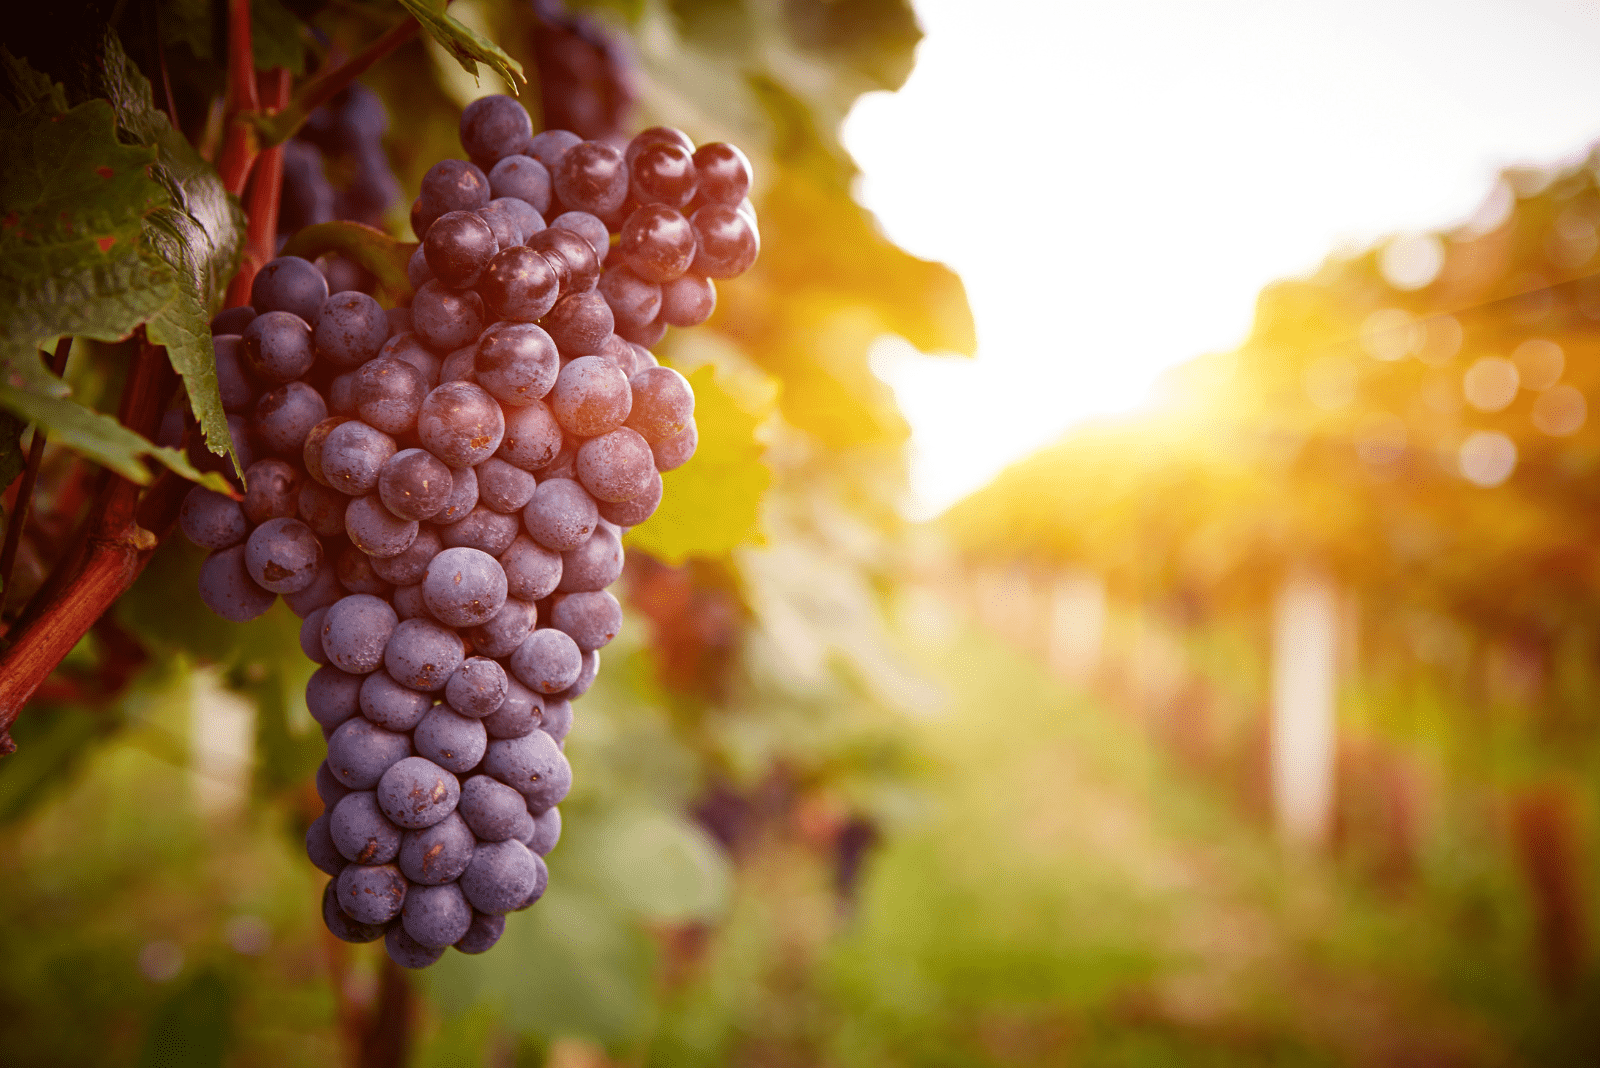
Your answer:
(0, 339), (74, 611)
(0, 339), (177, 732)
(216, 0), (261, 197)
(255, 17), (420, 148)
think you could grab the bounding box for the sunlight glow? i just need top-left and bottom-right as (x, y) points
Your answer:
(843, 0), (1600, 518)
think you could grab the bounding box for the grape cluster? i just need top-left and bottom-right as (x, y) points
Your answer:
(280, 83), (403, 242)
(181, 95), (758, 968)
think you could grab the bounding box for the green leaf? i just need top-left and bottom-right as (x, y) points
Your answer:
(398, 0), (526, 89)
(0, 385), (233, 492)
(159, 0), (307, 75)
(625, 364), (771, 564)
(100, 35), (245, 476)
(280, 222), (416, 305)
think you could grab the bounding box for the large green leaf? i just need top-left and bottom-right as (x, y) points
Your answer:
(399, 0), (526, 89)
(0, 46), (243, 481)
(626, 364), (771, 563)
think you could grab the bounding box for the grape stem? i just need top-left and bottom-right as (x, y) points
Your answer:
(0, 338), (179, 736)
(0, 339), (73, 610)
(216, 0), (261, 196)
(251, 17), (422, 149)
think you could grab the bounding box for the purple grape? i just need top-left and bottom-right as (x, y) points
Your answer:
(377, 756), (461, 829)
(482, 729), (571, 810)
(419, 159), (491, 230)
(557, 524), (623, 593)
(468, 598), (536, 661)
(423, 547), (508, 628)
(576, 427), (655, 503)
(540, 291), (614, 356)
(475, 199), (528, 250)
(500, 536), (563, 602)
(252, 256), (329, 322)
(380, 333), (443, 388)
(384, 616), (466, 692)
(418, 382), (506, 468)
(300, 470), (353, 537)
(596, 470), (661, 526)
(378, 448), (454, 522)
(337, 862), (407, 924)
(616, 316), (667, 348)
(212, 335), (256, 413)
(345, 495), (419, 559)
(412, 280), (486, 352)
(330, 790), (403, 864)
(476, 458), (537, 513)
(550, 211), (610, 259)
(483, 674), (543, 739)
(360, 670), (433, 731)
(625, 126), (695, 167)
(315, 291), (389, 368)
(425, 210), (499, 289)
(211, 305), (257, 335)
(652, 418), (697, 472)
(527, 806), (561, 856)
(286, 555), (345, 617)
(598, 265), (662, 332)
(458, 775), (529, 841)
(307, 664), (364, 732)
(455, 911), (505, 954)
(554, 140), (629, 217)
(398, 811), (476, 885)
(619, 204), (696, 283)
(460, 94), (533, 166)
(370, 524), (443, 586)
(659, 274), (715, 327)
(624, 366), (693, 442)
(321, 593), (399, 674)
(526, 227), (600, 295)
(480, 246), (561, 323)
(326, 717), (412, 790)
(475, 321), (560, 405)
(540, 696), (573, 745)
(316, 760), (351, 808)
(336, 542), (394, 597)
(690, 203), (759, 278)
(510, 628), (582, 695)
(549, 355), (632, 437)
(402, 881), (474, 949)
(433, 463), (479, 525)
(255, 382), (328, 456)
(439, 504), (521, 556)
(446, 656), (509, 718)
(691, 142), (752, 206)
(306, 812), (347, 875)
(408, 243), (434, 289)
(321, 420), (397, 496)
(354, 356), (429, 435)
(414, 704), (488, 773)
(323, 879), (386, 944)
(528, 129), (581, 172)
(549, 590), (622, 651)
(300, 607), (330, 664)
(385, 923), (445, 968)
(180, 486), (248, 550)
(242, 311), (316, 384)
(522, 478), (598, 552)
(245, 517), (322, 594)
(497, 400), (564, 472)
(302, 415), (348, 488)
(461, 838), (546, 914)
(441, 344), (478, 384)
(393, 583), (431, 621)
(489, 154), (552, 214)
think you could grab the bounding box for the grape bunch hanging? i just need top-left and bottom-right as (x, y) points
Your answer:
(178, 95), (758, 968)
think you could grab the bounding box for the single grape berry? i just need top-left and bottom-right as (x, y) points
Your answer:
(245, 517), (323, 594)
(598, 265), (663, 332)
(322, 880), (386, 944)
(549, 589), (623, 651)
(475, 457), (538, 513)
(625, 365), (694, 442)
(337, 862), (407, 925)
(424, 210), (499, 289)
(417, 382), (506, 468)
(354, 357), (429, 436)
(549, 355), (632, 437)
(576, 427), (656, 503)
(652, 418), (698, 472)
(326, 717), (412, 790)
(489, 155), (553, 214)
(414, 704), (488, 773)
(460, 94), (533, 166)
(500, 536), (563, 602)
(315, 291), (390, 368)
(691, 142), (753, 206)
(554, 141), (629, 217)
(659, 274), (716, 327)
(526, 227), (600, 296)
(690, 204), (760, 278)
(446, 657), (509, 718)
(625, 125), (695, 166)
(198, 545), (277, 622)
(402, 882), (475, 950)
(378, 448), (454, 521)
(384, 616), (466, 692)
(377, 756), (461, 829)
(321, 420), (398, 496)
(418, 159), (491, 232)
(321, 593), (399, 674)
(522, 478), (599, 552)
(475, 321), (560, 405)
(412, 280), (486, 353)
(360, 669), (433, 732)
(550, 212), (610, 259)
(242, 311), (317, 384)
(242, 459), (302, 524)
(620, 204), (697, 283)
(480, 246), (561, 323)
(557, 524), (624, 593)
(255, 382), (328, 456)
(398, 812), (476, 884)
(629, 141), (698, 208)
(510, 628), (583, 694)
(424, 547), (508, 628)
(468, 599), (537, 660)
(528, 129), (581, 172)
(345, 494), (419, 559)
(496, 401), (564, 472)
(540, 291), (614, 356)
(181, 486), (248, 550)
(252, 256), (329, 322)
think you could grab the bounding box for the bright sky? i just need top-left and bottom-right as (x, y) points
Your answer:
(841, 0), (1600, 519)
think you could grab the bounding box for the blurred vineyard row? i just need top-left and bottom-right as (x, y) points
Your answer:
(942, 137), (1600, 1058)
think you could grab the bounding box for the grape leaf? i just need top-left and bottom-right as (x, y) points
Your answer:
(398, 0), (527, 89)
(0, 46), (244, 481)
(100, 36), (246, 475)
(625, 364), (771, 563)
(0, 385), (232, 492)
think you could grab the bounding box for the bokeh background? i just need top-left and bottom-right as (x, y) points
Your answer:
(5, 0), (1600, 1065)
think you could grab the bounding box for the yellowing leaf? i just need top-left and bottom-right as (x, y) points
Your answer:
(624, 364), (771, 564)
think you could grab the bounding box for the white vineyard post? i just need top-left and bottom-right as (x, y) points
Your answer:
(1270, 570), (1338, 848)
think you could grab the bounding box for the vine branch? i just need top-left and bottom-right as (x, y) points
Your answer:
(0, 338), (73, 609)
